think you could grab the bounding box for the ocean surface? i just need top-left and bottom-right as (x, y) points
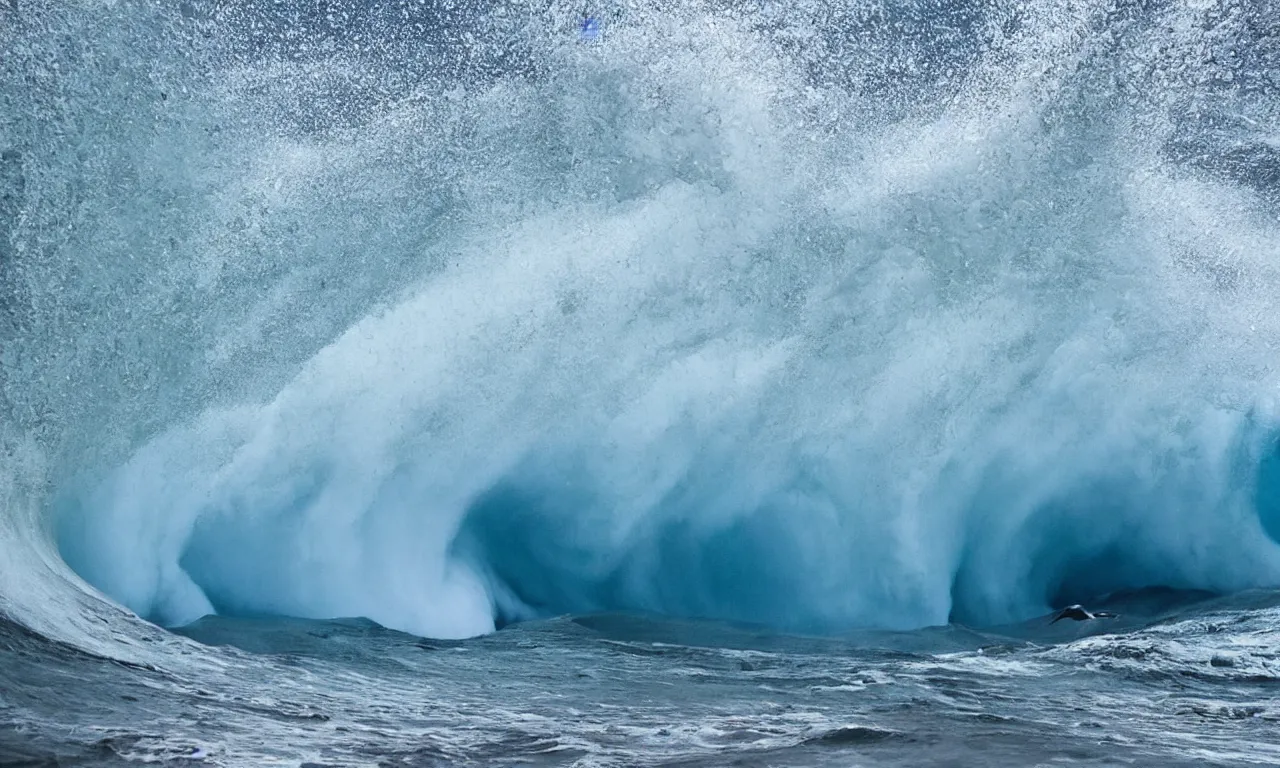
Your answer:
(3, 1), (1280, 765)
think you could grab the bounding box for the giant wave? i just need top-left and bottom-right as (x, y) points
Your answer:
(3, 0), (1280, 643)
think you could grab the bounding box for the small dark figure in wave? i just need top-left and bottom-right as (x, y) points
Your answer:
(1050, 604), (1119, 623)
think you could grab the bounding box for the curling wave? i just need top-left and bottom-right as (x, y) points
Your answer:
(4, 0), (1280, 641)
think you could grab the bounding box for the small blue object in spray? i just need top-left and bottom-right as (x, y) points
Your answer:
(578, 15), (601, 42)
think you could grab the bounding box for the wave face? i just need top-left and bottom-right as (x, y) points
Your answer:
(5, 0), (1280, 640)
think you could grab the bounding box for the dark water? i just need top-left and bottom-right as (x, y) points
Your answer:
(4, 1), (1280, 765)
(5, 589), (1280, 766)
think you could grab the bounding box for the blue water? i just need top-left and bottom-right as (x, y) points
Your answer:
(3, 1), (1280, 765)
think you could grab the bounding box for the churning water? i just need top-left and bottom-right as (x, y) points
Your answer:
(3, 1), (1280, 765)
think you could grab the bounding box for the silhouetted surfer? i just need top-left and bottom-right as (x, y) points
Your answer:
(1050, 605), (1119, 624)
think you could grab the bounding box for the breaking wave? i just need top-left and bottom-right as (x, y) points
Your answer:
(4, 0), (1280, 641)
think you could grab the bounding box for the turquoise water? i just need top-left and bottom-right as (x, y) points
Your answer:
(3, 1), (1280, 764)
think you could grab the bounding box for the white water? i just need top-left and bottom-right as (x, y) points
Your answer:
(4, 0), (1280, 640)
